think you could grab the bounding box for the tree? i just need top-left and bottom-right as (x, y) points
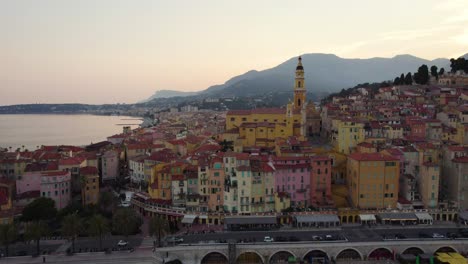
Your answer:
(400, 73), (405, 83)
(414, 64), (430, 85)
(393, 77), (400, 85)
(404, 72), (413, 85)
(21, 197), (57, 222)
(112, 208), (141, 238)
(149, 216), (169, 247)
(219, 139), (234, 152)
(439, 67), (445, 76)
(25, 221), (49, 255)
(87, 214), (109, 251)
(99, 192), (115, 213)
(61, 213), (83, 253)
(430, 65), (438, 80)
(0, 223), (17, 257)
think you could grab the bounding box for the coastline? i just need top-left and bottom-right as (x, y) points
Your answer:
(0, 114), (143, 151)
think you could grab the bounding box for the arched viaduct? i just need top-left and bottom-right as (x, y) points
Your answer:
(154, 240), (468, 264)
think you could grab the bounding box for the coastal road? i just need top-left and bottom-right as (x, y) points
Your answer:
(175, 226), (465, 244)
(1, 250), (154, 264)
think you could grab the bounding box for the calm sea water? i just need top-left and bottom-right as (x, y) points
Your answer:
(0, 114), (141, 151)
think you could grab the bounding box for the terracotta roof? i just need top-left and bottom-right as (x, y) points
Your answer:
(348, 152), (399, 161)
(16, 190), (40, 200)
(80, 166), (98, 175)
(41, 171), (69, 177)
(59, 157), (85, 166)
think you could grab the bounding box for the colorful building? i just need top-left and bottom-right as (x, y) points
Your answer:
(347, 153), (399, 209)
(310, 156), (333, 207)
(224, 57), (311, 148)
(80, 166), (99, 206)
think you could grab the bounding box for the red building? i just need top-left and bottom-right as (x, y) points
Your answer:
(309, 156), (333, 207)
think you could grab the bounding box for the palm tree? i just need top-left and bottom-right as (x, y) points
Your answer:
(87, 214), (109, 251)
(112, 208), (140, 239)
(149, 216), (169, 247)
(0, 223), (17, 257)
(25, 221), (49, 255)
(99, 192), (114, 213)
(61, 213), (83, 253)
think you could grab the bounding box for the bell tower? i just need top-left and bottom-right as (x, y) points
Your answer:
(293, 56), (306, 111)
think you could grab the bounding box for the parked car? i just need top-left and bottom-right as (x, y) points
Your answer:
(117, 240), (128, 247)
(263, 236), (274, 242)
(166, 236), (184, 243)
(432, 233), (445, 239)
(325, 235), (333, 240)
(312, 235), (323, 241)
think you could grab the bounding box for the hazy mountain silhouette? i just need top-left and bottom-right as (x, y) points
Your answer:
(143, 53), (464, 101)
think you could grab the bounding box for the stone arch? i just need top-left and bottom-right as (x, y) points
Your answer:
(269, 250), (296, 264)
(201, 251), (228, 264)
(303, 249), (329, 263)
(402, 247), (425, 256)
(347, 215), (353, 223)
(165, 260), (182, 264)
(368, 247), (393, 260)
(435, 246), (457, 254)
(237, 251), (264, 264)
(335, 248), (362, 260)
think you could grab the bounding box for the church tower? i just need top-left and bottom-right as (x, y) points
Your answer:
(293, 56), (306, 111)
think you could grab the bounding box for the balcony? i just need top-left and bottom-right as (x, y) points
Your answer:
(296, 188), (307, 193)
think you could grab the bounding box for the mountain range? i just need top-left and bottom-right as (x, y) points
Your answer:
(142, 53), (468, 102)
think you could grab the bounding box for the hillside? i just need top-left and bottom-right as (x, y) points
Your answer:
(143, 53), (452, 102)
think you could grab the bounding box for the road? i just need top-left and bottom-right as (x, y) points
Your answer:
(1, 250), (154, 264)
(2, 236), (145, 257)
(174, 226), (466, 244)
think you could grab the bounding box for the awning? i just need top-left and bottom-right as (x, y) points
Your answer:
(458, 211), (468, 221)
(224, 216), (277, 225)
(181, 215), (198, 224)
(377, 212), (417, 221)
(415, 212), (433, 221)
(295, 214), (340, 223)
(359, 214), (376, 221)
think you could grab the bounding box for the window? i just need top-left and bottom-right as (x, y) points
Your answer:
(230, 117), (235, 121)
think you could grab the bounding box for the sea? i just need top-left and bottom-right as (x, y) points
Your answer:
(0, 114), (142, 151)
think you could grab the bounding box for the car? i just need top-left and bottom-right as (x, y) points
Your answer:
(432, 233), (445, 239)
(166, 236), (184, 244)
(263, 236), (274, 242)
(312, 235), (323, 241)
(117, 240), (128, 247)
(325, 235), (333, 240)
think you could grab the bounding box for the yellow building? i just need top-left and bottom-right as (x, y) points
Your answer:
(80, 166), (99, 206)
(333, 118), (365, 154)
(274, 192), (291, 213)
(347, 153), (399, 209)
(224, 57), (309, 148)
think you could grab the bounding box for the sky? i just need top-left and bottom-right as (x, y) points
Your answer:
(1, 0), (468, 105)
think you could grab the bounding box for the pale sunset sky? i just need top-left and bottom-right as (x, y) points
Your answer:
(1, 0), (468, 105)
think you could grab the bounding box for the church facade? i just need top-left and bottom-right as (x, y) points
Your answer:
(224, 56), (319, 149)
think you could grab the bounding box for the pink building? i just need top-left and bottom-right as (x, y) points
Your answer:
(309, 156), (333, 207)
(16, 171), (42, 197)
(101, 150), (120, 182)
(272, 157), (311, 208)
(16, 170), (71, 209)
(40, 171), (71, 210)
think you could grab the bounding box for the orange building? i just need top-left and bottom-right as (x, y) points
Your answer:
(347, 153), (399, 209)
(80, 166), (99, 206)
